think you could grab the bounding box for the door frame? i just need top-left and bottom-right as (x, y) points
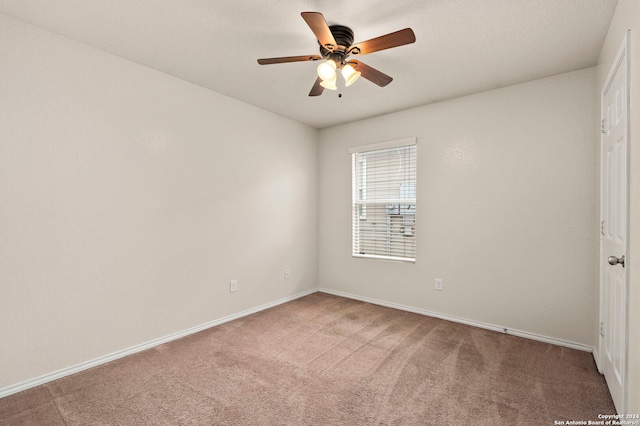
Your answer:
(598, 30), (630, 415)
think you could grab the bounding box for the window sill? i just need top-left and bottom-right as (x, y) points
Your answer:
(352, 254), (415, 263)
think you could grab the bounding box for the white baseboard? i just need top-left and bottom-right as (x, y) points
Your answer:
(0, 288), (318, 399)
(318, 287), (594, 353)
(2, 287), (594, 399)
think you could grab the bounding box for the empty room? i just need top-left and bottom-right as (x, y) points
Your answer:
(1, 0), (639, 424)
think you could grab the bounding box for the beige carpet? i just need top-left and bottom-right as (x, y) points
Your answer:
(1, 292), (614, 425)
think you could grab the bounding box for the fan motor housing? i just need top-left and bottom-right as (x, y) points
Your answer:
(319, 25), (355, 60)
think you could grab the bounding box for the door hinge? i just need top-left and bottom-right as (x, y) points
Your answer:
(601, 220), (605, 236)
(601, 119), (606, 134)
(600, 321), (605, 337)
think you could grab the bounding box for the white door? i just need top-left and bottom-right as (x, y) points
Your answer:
(600, 33), (629, 415)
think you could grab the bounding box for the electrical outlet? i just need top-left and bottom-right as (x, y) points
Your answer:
(284, 269), (290, 279)
(435, 279), (443, 291)
(230, 280), (237, 292)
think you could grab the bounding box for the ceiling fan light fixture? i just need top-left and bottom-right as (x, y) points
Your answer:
(257, 12), (416, 97)
(317, 59), (337, 81)
(342, 63), (361, 87)
(320, 78), (337, 90)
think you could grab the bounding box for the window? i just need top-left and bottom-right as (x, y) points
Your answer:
(350, 138), (417, 262)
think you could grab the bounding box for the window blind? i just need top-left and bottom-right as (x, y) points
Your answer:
(351, 139), (416, 262)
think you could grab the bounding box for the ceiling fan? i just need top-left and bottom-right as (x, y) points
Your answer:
(257, 12), (416, 97)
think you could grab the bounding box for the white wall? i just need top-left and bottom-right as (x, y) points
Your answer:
(597, 0), (640, 414)
(0, 14), (318, 390)
(318, 68), (598, 346)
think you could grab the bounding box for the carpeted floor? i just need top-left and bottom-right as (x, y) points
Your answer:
(0, 292), (615, 425)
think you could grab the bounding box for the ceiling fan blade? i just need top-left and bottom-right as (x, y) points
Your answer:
(350, 28), (416, 55)
(309, 77), (325, 96)
(258, 55), (322, 65)
(350, 60), (393, 87)
(301, 12), (337, 51)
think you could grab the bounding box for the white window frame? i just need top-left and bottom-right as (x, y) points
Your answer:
(349, 137), (417, 262)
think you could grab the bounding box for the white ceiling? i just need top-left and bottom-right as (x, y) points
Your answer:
(0, 0), (618, 129)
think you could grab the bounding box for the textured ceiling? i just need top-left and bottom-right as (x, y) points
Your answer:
(0, 0), (618, 129)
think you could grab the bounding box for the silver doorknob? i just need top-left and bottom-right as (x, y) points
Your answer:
(608, 255), (625, 267)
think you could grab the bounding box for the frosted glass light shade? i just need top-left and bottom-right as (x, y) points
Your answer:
(317, 60), (337, 81)
(320, 77), (337, 90)
(342, 64), (361, 87)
